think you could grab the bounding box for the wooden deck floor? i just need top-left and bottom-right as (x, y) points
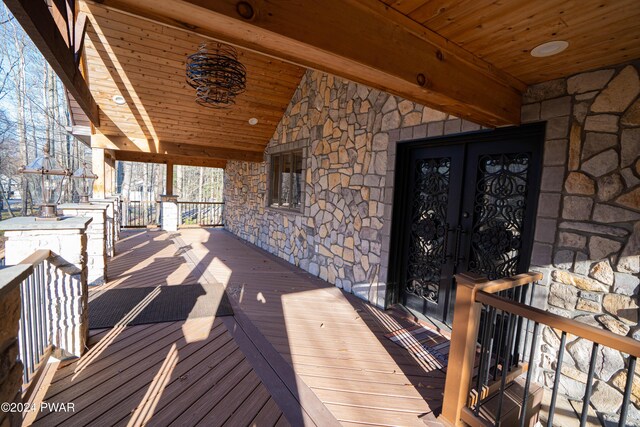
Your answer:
(31, 231), (291, 427)
(178, 228), (447, 427)
(33, 318), (289, 426)
(31, 229), (448, 427)
(91, 230), (201, 292)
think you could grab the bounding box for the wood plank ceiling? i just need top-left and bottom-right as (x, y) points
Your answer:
(75, 0), (640, 164)
(80, 2), (305, 164)
(381, 0), (640, 84)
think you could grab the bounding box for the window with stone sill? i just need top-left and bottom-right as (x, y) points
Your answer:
(269, 149), (304, 212)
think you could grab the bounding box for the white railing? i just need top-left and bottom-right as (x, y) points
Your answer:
(16, 250), (53, 394)
(0, 248), (84, 401)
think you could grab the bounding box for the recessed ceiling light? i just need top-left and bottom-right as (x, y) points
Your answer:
(112, 95), (126, 105)
(248, 117), (258, 125)
(530, 40), (569, 57)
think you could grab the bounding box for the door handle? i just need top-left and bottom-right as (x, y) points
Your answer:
(453, 225), (468, 267)
(442, 225), (453, 263)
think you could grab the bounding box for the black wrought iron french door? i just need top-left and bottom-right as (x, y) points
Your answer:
(390, 123), (544, 324)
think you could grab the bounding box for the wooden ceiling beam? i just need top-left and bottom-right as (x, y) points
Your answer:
(113, 150), (227, 169)
(4, 0), (100, 126)
(91, 134), (264, 162)
(91, 0), (524, 126)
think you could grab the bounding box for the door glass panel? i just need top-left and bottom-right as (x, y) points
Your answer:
(406, 157), (451, 303)
(468, 153), (530, 280)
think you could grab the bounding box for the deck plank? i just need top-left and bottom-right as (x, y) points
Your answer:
(193, 370), (262, 426)
(249, 396), (285, 427)
(222, 383), (272, 427)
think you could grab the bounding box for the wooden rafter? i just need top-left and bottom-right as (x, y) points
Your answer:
(5, 0), (100, 125)
(89, 0), (525, 126)
(91, 134), (263, 163)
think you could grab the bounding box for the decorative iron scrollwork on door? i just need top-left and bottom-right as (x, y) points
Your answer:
(468, 153), (529, 280)
(406, 157), (451, 302)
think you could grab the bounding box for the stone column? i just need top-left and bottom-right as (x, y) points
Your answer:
(160, 195), (179, 232)
(90, 198), (117, 257)
(0, 268), (24, 427)
(59, 203), (108, 285)
(0, 217), (92, 359)
(107, 195), (122, 242)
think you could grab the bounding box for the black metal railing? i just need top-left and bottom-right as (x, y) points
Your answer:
(443, 272), (640, 427)
(121, 200), (161, 228)
(472, 280), (537, 419)
(474, 290), (640, 427)
(177, 201), (224, 227)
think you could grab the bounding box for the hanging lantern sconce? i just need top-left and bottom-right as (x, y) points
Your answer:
(71, 162), (98, 204)
(18, 146), (71, 219)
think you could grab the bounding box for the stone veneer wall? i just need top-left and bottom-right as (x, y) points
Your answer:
(224, 69), (481, 307)
(521, 62), (640, 424)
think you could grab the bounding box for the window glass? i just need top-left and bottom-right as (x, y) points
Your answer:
(281, 153), (292, 207)
(270, 154), (281, 205)
(291, 152), (303, 209)
(269, 149), (303, 211)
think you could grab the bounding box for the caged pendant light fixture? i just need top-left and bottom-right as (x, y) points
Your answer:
(186, 42), (247, 108)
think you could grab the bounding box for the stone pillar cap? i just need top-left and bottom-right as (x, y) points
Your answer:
(0, 216), (93, 232)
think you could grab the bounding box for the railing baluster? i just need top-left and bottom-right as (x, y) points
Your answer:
(512, 285), (524, 366)
(40, 262), (48, 351)
(33, 264), (42, 364)
(475, 305), (492, 415)
(38, 263), (45, 355)
(493, 310), (506, 381)
(519, 321), (539, 427)
(19, 280), (28, 384)
(27, 274), (36, 378)
(547, 331), (567, 427)
(483, 306), (498, 388)
(579, 342), (599, 427)
(619, 356), (637, 427)
(521, 282), (535, 366)
(496, 311), (517, 426)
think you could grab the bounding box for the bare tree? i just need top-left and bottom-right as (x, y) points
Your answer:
(0, 111), (18, 216)
(8, 19), (29, 215)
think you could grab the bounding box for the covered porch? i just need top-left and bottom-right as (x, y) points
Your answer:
(0, 0), (639, 426)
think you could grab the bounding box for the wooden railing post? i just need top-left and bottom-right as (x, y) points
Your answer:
(439, 273), (487, 426)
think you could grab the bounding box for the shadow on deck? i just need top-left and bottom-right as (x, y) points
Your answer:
(30, 229), (449, 427)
